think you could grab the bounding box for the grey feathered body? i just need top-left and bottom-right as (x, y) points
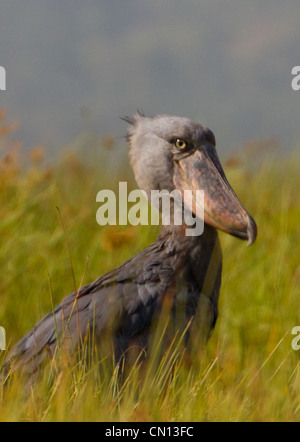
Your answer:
(5, 112), (256, 376)
(6, 224), (222, 374)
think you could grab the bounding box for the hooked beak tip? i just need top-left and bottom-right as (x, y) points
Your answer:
(246, 216), (257, 246)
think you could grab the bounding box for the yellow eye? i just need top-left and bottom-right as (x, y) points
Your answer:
(175, 139), (187, 149)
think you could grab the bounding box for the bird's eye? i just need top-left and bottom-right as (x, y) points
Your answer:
(175, 139), (187, 150)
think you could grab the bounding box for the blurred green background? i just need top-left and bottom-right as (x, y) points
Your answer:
(0, 0), (300, 422)
(0, 111), (300, 421)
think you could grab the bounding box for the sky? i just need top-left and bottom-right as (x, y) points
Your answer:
(0, 0), (299, 156)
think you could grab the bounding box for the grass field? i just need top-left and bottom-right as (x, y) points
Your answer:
(0, 110), (300, 422)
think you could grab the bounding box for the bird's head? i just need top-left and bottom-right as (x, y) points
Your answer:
(125, 112), (257, 245)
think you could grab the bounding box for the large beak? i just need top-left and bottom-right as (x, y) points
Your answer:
(173, 145), (257, 245)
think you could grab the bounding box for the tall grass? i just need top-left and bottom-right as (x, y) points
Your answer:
(0, 109), (300, 421)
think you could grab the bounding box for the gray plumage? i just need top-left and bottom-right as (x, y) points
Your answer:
(5, 113), (257, 375)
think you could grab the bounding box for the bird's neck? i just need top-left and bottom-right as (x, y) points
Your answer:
(157, 223), (222, 302)
(158, 222), (220, 255)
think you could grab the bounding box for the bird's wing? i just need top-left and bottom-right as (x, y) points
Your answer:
(5, 241), (174, 374)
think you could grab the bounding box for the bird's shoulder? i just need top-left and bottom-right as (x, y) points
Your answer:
(58, 236), (176, 313)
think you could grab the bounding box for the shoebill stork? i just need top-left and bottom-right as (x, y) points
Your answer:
(5, 113), (257, 375)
